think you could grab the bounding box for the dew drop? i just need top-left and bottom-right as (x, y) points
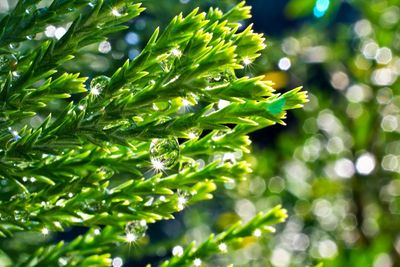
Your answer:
(26, 34), (35, 40)
(111, 6), (126, 17)
(8, 127), (21, 141)
(25, 6), (36, 14)
(90, 75), (110, 96)
(172, 245), (184, 256)
(125, 220), (148, 240)
(170, 47), (182, 58)
(9, 43), (19, 49)
(187, 128), (202, 139)
(211, 130), (230, 141)
(59, 257), (68, 266)
(152, 101), (171, 111)
(207, 72), (231, 87)
(193, 258), (202, 266)
(150, 137), (180, 169)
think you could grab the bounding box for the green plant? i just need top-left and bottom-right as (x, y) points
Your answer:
(0, 1), (306, 266)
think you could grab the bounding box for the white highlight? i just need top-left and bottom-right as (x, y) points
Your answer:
(242, 57), (252, 66)
(356, 152), (376, 175)
(253, 228), (262, 237)
(41, 227), (49, 235)
(193, 258), (202, 266)
(151, 158), (165, 172)
(218, 243), (228, 253)
(171, 48), (182, 58)
(112, 8), (122, 17)
(278, 57), (291, 71)
(172, 245), (184, 256)
(112, 257), (123, 267)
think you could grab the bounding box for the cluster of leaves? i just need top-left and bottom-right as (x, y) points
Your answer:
(0, 0), (307, 266)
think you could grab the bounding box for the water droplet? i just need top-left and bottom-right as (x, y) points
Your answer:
(176, 190), (188, 211)
(144, 196), (154, 206)
(211, 130), (230, 141)
(152, 101), (171, 111)
(41, 227), (49, 235)
(218, 243), (228, 253)
(102, 119), (130, 130)
(193, 258), (202, 266)
(253, 228), (262, 237)
(125, 220), (148, 240)
(8, 127), (21, 141)
(210, 73), (222, 82)
(121, 82), (139, 93)
(150, 137), (180, 170)
(25, 6), (36, 14)
(12, 71), (20, 80)
(26, 34), (35, 40)
(187, 128), (202, 139)
(207, 72), (231, 87)
(172, 245), (184, 256)
(9, 43), (19, 49)
(242, 57), (252, 66)
(59, 257), (68, 266)
(111, 6), (126, 17)
(217, 99), (230, 110)
(170, 47), (182, 58)
(90, 75), (110, 96)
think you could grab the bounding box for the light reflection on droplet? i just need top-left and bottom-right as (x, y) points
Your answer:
(172, 245), (184, 256)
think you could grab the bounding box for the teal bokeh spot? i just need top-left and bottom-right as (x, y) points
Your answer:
(313, 0), (330, 18)
(267, 98), (286, 115)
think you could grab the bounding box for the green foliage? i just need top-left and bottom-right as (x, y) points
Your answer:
(0, 1), (306, 266)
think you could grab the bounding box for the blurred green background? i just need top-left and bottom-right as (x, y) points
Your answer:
(1, 0), (400, 266)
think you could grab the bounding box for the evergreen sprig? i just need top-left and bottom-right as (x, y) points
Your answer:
(0, 1), (307, 265)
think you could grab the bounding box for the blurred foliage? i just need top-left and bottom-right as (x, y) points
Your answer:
(237, 0), (400, 266)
